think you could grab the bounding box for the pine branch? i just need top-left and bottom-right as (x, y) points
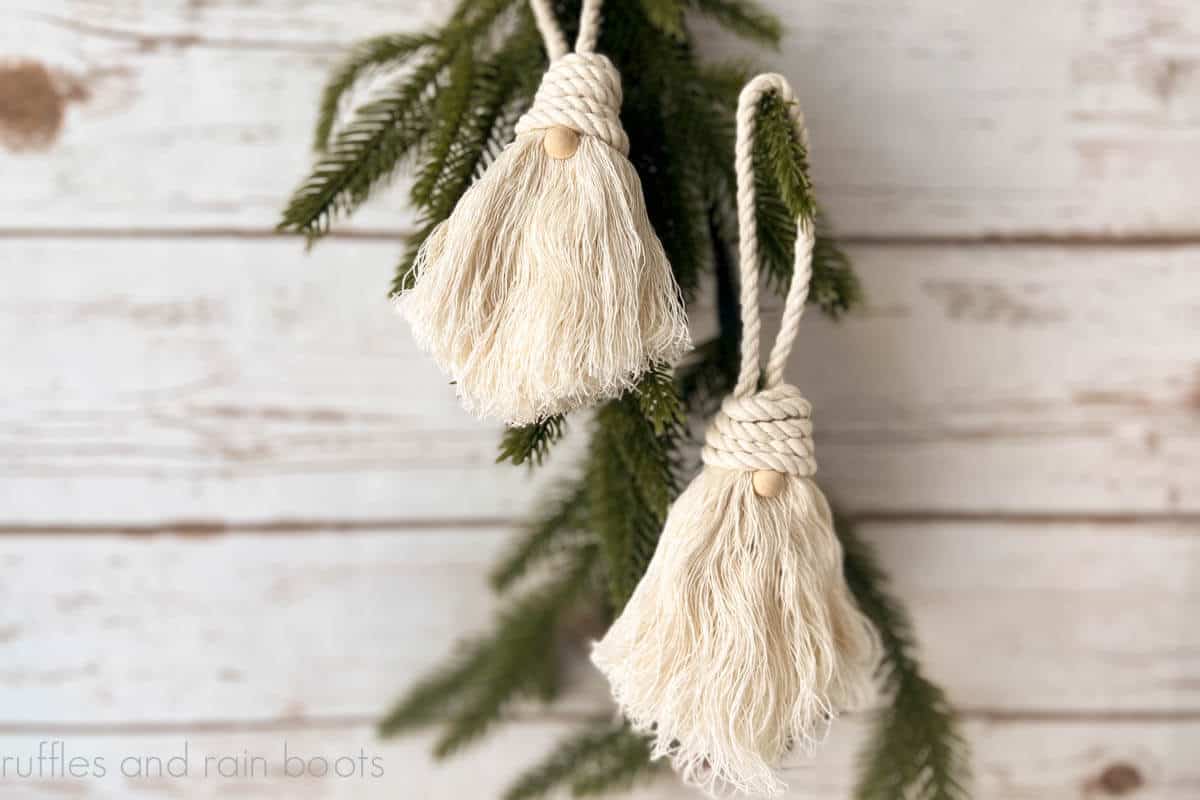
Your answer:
(756, 91), (817, 224)
(503, 722), (659, 800)
(432, 543), (598, 757)
(280, 0), (525, 240)
(601, 3), (718, 298)
(376, 640), (490, 734)
(292, 4), (969, 799)
(587, 391), (677, 611)
(409, 46), (477, 207)
(390, 222), (437, 295)
(677, 209), (742, 416)
(497, 415), (568, 467)
(837, 516), (972, 800)
(752, 110), (863, 315)
(379, 542), (598, 754)
(277, 56), (445, 239)
(490, 480), (588, 592)
(313, 33), (436, 151)
(811, 228), (863, 318)
(690, 0), (782, 45)
(638, 0), (686, 41)
(394, 15), (544, 293)
(635, 365), (686, 437)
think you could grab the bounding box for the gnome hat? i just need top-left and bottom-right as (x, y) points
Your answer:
(591, 74), (881, 798)
(400, 0), (690, 425)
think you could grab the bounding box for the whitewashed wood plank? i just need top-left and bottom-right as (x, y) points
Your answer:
(0, 521), (1195, 724)
(0, 718), (1193, 799)
(2, 0), (1198, 235)
(1, 238), (1196, 522)
(14, 0), (440, 46)
(0, 238), (572, 524)
(703, 0), (1200, 238)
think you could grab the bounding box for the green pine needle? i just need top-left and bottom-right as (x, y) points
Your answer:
(838, 516), (973, 800)
(380, 543), (598, 755)
(390, 223), (437, 295)
(290, 2), (968, 797)
(409, 46), (477, 207)
(277, 56), (445, 239)
(751, 95), (863, 315)
(691, 0), (782, 46)
(635, 365), (686, 437)
(395, 15), (543, 293)
(587, 393), (677, 611)
(497, 415), (567, 467)
(313, 33), (437, 151)
(376, 641), (490, 735)
(811, 230), (863, 318)
(638, 0), (687, 41)
(503, 722), (659, 800)
(756, 91), (817, 224)
(490, 481), (588, 592)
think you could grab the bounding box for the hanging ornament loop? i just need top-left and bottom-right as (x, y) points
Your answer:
(703, 74), (817, 480)
(401, 0), (689, 424)
(592, 73), (879, 798)
(518, 0), (629, 154)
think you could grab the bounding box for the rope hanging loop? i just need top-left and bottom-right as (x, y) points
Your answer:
(520, 0), (629, 155)
(701, 73), (819, 491)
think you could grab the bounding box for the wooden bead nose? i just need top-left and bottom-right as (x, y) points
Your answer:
(543, 126), (581, 160)
(752, 470), (786, 498)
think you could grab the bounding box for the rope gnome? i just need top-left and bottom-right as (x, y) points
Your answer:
(591, 74), (882, 798)
(399, 0), (690, 425)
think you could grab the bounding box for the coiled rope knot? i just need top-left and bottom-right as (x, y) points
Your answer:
(515, 52), (629, 155)
(701, 384), (816, 477)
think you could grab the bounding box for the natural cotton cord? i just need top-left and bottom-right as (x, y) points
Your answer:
(702, 73), (817, 478)
(517, 0), (629, 154)
(400, 0), (689, 424)
(591, 72), (880, 798)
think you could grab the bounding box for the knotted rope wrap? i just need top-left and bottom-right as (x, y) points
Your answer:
(400, 0), (688, 424)
(592, 74), (881, 799)
(514, 53), (629, 154)
(702, 386), (815, 476)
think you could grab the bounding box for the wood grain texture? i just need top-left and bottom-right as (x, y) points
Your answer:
(1, 238), (1196, 523)
(1, 521), (1195, 724)
(2, 3), (1197, 796)
(0, 718), (1195, 799)
(2, 0), (1198, 235)
(0, 237), (556, 524)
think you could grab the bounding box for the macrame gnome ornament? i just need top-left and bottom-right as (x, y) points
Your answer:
(400, 0), (690, 425)
(592, 74), (882, 798)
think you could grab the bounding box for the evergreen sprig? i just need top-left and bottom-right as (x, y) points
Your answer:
(497, 415), (567, 467)
(588, 391), (678, 610)
(312, 33), (437, 151)
(279, 0), (525, 240)
(691, 0), (782, 44)
(380, 541), (599, 756)
(490, 481), (588, 591)
(838, 517), (972, 800)
(277, 56), (444, 238)
(503, 722), (660, 800)
(285, 1), (969, 797)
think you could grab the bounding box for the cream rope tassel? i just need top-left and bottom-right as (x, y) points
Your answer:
(398, 0), (690, 425)
(591, 74), (881, 798)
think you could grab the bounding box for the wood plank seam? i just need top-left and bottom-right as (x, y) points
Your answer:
(5, 708), (1200, 737)
(22, 11), (346, 53)
(1, 511), (1198, 537)
(7, 228), (1200, 247)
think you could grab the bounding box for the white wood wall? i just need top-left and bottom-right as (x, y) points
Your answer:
(1, 1), (1197, 797)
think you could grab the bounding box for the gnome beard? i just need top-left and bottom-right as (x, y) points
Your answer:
(591, 73), (882, 797)
(591, 390), (881, 798)
(401, 48), (690, 425)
